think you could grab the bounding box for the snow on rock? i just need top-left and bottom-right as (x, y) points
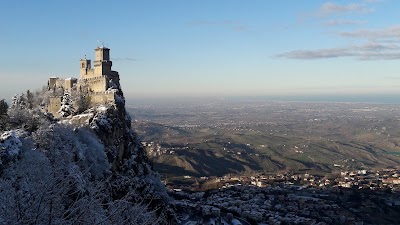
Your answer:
(69, 113), (94, 125)
(96, 105), (108, 112)
(90, 107), (112, 131)
(90, 110), (112, 132)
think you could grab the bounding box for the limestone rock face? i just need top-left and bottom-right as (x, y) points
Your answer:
(68, 113), (94, 125)
(87, 97), (174, 223)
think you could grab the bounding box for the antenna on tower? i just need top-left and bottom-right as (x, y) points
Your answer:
(97, 40), (104, 48)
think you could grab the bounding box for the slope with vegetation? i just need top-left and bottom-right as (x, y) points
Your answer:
(0, 86), (174, 224)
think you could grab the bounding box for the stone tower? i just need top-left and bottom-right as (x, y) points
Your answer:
(77, 46), (120, 92)
(48, 46), (121, 116)
(94, 47), (112, 76)
(79, 57), (91, 77)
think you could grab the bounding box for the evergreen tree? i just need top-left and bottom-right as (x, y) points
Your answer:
(76, 93), (91, 114)
(58, 93), (74, 117)
(26, 89), (34, 109)
(19, 93), (27, 109)
(10, 95), (18, 108)
(0, 99), (8, 115)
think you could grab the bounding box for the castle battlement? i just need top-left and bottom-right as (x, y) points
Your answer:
(47, 46), (121, 116)
(82, 76), (105, 81)
(91, 89), (118, 95)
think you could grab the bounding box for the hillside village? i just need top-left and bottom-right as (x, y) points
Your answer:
(171, 169), (400, 224)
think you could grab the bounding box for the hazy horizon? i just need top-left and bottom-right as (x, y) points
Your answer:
(125, 93), (400, 106)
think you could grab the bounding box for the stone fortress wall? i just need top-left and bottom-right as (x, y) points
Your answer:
(47, 46), (120, 116)
(49, 96), (62, 115)
(89, 91), (117, 105)
(48, 77), (78, 91)
(80, 76), (109, 93)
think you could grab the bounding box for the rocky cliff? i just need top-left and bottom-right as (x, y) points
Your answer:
(0, 88), (174, 224)
(87, 93), (174, 222)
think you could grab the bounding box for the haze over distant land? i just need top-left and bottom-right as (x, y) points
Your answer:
(126, 94), (400, 105)
(1, 0), (400, 99)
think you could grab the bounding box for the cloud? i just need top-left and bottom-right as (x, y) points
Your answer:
(112, 57), (137, 62)
(280, 1), (391, 61)
(323, 19), (367, 26)
(317, 2), (373, 17)
(278, 22), (400, 61)
(297, 2), (375, 25)
(339, 25), (400, 40)
(276, 42), (400, 60)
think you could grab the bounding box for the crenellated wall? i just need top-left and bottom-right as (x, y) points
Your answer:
(81, 76), (109, 92)
(48, 47), (120, 117)
(48, 91), (116, 117)
(48, 77), (77, 91)
(89, 91), (116, 106)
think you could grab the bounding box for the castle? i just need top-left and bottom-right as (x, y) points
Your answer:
(48, 46), (121, 116)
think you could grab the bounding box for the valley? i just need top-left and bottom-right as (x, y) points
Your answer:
(128, 99), (400, 182)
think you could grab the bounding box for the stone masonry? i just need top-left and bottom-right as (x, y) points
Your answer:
(48, 46), (121, 116)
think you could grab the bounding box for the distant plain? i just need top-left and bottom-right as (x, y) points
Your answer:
(128, 98), (400, 178)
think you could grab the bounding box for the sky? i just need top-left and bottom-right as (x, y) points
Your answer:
(1, 0), (400, 101)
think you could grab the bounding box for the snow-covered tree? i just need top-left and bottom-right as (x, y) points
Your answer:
(10, 94), (27, 110)
(0, 122), (166, 225)
(0, 83), (173, 224)
(10, 95), (18, 108)
(58, 93), (74, 117)
(7, 98), (49, 132)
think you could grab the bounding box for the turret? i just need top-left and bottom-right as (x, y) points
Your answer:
(95, 46), (110, 61)
(80, 57), (91, 78)
(94, 47), (112, 75)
